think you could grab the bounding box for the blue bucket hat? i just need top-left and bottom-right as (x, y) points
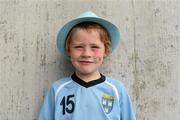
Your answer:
(57, 11), (120, 60)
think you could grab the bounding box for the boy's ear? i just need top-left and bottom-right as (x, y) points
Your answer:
(66, 45), (70, 55)
(67, 50), (71, 56)
(103, 51), (108, 58)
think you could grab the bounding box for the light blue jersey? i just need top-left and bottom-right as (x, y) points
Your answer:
(39, 73), (136, 120)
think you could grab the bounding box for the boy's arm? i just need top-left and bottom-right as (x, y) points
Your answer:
(38, 86), (55, 120)
(120, 86), (136, 120)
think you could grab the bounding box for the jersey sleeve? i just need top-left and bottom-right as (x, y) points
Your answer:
(120, 84), (136, 120)
(38, 86), (55, 120)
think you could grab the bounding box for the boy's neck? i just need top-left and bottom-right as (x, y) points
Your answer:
(75, 71), (101, 82)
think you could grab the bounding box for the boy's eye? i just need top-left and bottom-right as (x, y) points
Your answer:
(91, 46), (100, 49)
(74, 46), (83, 49)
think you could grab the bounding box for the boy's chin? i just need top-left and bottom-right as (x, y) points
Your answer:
(75, 70), (99, 76)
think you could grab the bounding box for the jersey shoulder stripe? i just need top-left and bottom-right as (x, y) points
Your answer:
(105, 81), (119, 101)
(55, 80), (73, 102)
(104, 77), (126, 101)
(51, 77), (73, 103)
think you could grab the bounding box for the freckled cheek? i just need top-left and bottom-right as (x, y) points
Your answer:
(93, 52), (105, 62)
(69, 50), (82, 58)
(93, 50), (105, 57)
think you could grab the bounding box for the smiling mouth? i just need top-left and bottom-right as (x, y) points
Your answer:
(79, 61), (93, 64)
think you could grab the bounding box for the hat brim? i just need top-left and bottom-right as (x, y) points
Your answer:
(57, 17), (120, 60)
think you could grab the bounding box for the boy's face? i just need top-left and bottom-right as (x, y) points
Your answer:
(68, 29), (106, 76)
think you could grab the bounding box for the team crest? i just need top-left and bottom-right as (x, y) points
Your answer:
(102, 94), (114, 114)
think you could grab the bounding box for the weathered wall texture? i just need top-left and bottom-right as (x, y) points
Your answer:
(0, 0), (180, 120)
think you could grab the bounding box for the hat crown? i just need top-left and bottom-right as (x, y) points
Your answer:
(77, 11), (99, 18)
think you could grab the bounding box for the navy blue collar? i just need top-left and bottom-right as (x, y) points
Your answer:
(71, 73), (105, 88)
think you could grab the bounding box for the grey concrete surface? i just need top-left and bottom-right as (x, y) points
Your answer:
(0, 0), (180, 120)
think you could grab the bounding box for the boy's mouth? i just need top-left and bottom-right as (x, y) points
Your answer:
(79, 61), (94, 64)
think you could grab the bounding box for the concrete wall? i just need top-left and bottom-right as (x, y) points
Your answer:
(0, 0), (179, 120)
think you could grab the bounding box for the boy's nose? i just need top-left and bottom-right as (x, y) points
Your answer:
(81, 48), (92, 58)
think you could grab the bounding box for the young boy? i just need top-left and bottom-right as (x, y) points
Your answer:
(39, 11), (136, 120)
